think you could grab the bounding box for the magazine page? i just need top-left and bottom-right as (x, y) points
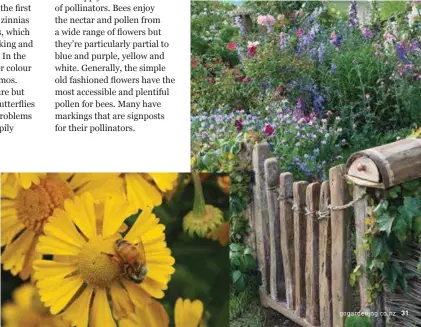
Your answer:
(2, 1), (421, 327)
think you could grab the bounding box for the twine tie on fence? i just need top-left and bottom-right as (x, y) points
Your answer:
(305, 207), (317, 217)
(291, 204), (305, 215)
(278, 196), (294, 205)
(328, 192), (367, 211)
(317, 210), (330, 220)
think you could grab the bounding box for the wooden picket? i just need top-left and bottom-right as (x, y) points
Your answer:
(249, 143), (353, 327)
(246, 139), (421, 327)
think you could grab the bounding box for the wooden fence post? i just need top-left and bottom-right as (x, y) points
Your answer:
(319, 181), (332, 327)
(293, 181), (309, 317)
(252, 143), (272, 295)
(329, 165), (352, 327)
(265, 158), (285, 301)
(305, 182), (320, 325)
(279, 173), (295, 310)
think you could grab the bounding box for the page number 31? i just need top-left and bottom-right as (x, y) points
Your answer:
(401, 310), (409, 316)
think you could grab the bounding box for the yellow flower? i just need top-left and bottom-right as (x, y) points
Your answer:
(184, 205), (224, 238)
(1, 173), (46, 189)
(1, 173), (123, 280)
(119, 300), (169, 327)
(183, 172), (224, 237)
(175, 298), (204, 327)
(217, 176), (230, 194)
(2, 283), (70, 327)
(33, 193), (175, 327)
(121, 173), (178, 210)
(119, 298), (204, 327)
(207, 221), (230, 246)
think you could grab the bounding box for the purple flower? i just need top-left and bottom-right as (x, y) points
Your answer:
(329, 63), (337, 74)
(361, 27), (374, 40)
(330, 32), (343, 48)
(279, 32), (289, 49)
(396, 43), (410, 63)
(234, 16), (246, 37)
(348, 0), (359, 27)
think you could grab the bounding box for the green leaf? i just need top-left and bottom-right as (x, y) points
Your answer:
(372, 236), (385, 257)
(413, 216), (421, 234)
(388, 187), (401, 199)
(373, 200), (388, 217)
(232, 270), (246, 291)
(377, 212), (394, 236)
(229, 243), (242, 252)
(243, 254), (256, 270)
(345, 316), (371, 327)
(401, 197), (421, 219)
(392, 214), (409, 242)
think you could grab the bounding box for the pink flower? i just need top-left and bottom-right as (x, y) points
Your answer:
(264, 124), (274, 136)
(209, 76), (215, 85)
(227, 42), (237, 51)
(245, 76), (252, 84)
(257, 15), (275, 26)
(296, 28), (303, 37)
(247, 41), (259, 57)
(277, 14), (285, 21)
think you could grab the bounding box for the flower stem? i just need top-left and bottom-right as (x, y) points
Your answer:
(192, 171), (206, 216)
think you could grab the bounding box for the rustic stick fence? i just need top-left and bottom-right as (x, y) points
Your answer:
(246, 138), (421, 327)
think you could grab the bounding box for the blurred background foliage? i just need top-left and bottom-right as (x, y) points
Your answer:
(1, 173), (230, 327)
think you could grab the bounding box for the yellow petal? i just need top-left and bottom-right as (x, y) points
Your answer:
(1, 184), (18, 199)
(120, 300), (169, 327)
(102, 196), (131, 238)
(148, 173), (178, 192)
(124, 208), (156, 244)
(44, 209), (86, 248)
(121, 279), (152, 308)
(1, 218), (25, 246)
(140, 278), (165, 299)
(2, 229), (36, 276)
(37, 234), (82, 256)
(33, 260), (78, 281)
(90, 288), (117, 327)
(64, 193), (97, 239)
(125, 174), (162, 210)
(41, 275), (84, 314)
(110, 282), (135, 320)
(60, 286), (94, 327)
(175, 298), (204, 327)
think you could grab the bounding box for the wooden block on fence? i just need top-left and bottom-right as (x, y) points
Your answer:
(293, 181), (308, 317)
(354, 185), (369, 310)
(329, 165), (352, 327)
(265, 158), (285, 301)
(319, 181), (332, 327)
(252, 143), (272, 295)
(305, 182), (320, 325)
(279, 173), (295, 310)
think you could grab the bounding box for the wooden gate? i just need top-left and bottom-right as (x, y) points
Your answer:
(248, 143), (353, 327)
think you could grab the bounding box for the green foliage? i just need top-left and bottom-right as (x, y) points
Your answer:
(345, 315), (372, 327)
(362, 180), (421, 303)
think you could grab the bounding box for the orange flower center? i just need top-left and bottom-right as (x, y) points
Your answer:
(15, 175), (73, 234)
(78, 236), (121, 288)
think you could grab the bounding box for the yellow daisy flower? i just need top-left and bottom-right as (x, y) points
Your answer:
(1, 173), (123, 280)
(119, 298), (204, 327)
(1, 173), (46, 189)
(183, 172), (224, 237)
(2, 283), (70, 327)
(175, 298), (204, 327)
(33, 193), (175, 327)
(121, 173), (178, 210)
